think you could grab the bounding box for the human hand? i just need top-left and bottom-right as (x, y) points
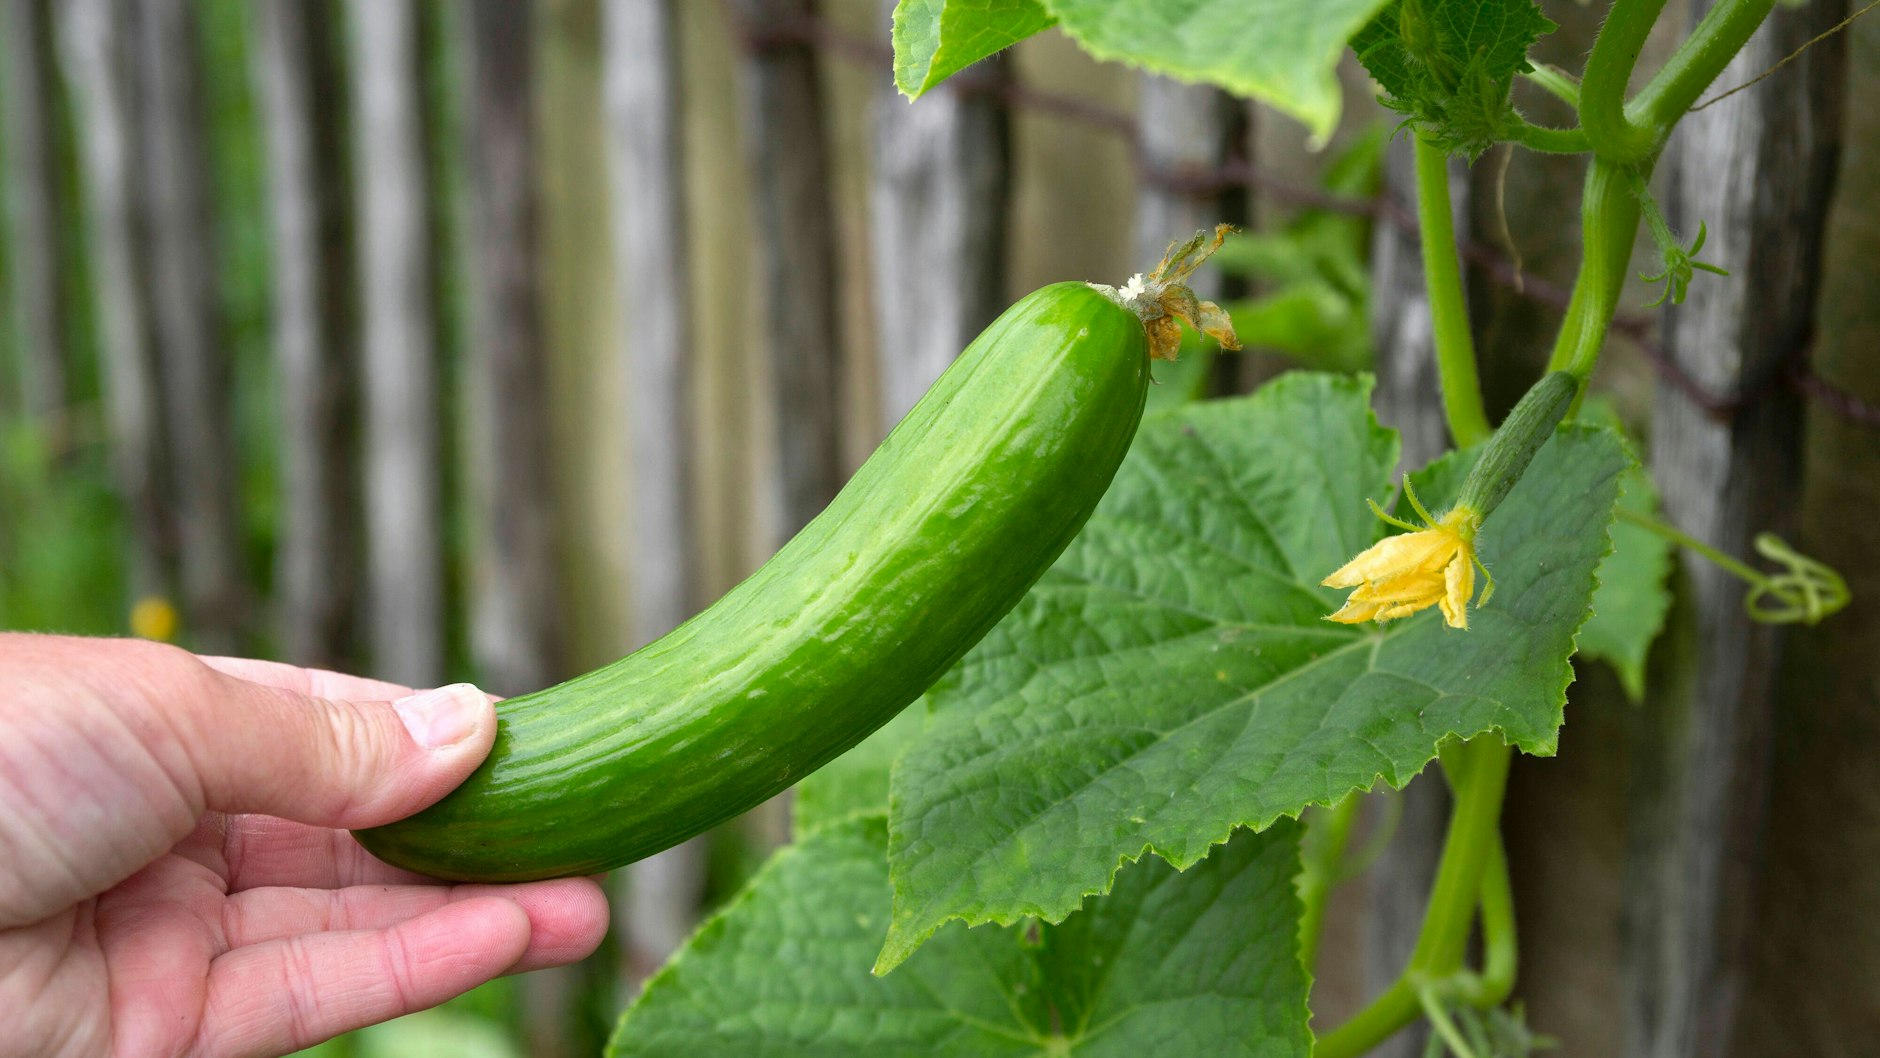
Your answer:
(0, 634), (610, 1058)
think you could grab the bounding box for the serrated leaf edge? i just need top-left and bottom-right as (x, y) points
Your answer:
(608, 813), (891, 1055)
(875, 421), (1628, 974)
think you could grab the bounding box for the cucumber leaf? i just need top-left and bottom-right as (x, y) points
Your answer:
(1578, 469), (1672, 701)
(1350, 0), (1557, 157)
(1041, 0), (1394, 139)
(893, 0), (1056, 98)
(878, 373), (1627, 971)
(609, 816), (1310, 1057)
(892, 0), (1396, 139)
(793, 708), (925, 833)
(1414, 404), (1671, 702)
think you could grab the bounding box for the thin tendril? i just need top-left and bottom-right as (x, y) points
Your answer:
(1689, 0), (1880, 111)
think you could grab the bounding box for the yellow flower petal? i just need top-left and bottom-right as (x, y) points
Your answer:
(1349, 571), (1447, 606)
(1323, 502), (1484, 628)
(1322, 529), (1460, 588)
(1440, 554), (1474, 629)
(1326, 597), (1385, 624)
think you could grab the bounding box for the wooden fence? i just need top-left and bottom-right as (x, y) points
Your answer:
(0, 2), (1873, 1056)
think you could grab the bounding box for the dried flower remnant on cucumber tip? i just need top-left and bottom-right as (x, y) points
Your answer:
(1091, 224), (1242, 361)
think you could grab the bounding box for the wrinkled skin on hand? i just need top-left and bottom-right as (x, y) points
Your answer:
(0, 635), (610, 1058)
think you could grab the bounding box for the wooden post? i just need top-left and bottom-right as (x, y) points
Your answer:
(55, 0), (173, 603)
(734, 0), (844, 537)
(2, 0), (69, 418)
(1360, 134), (1469, 1058)
(132, 0), (245, 652)
(606, 0), (694, 649)
(1623, 4), (1846, 1056)
(346, 0), (444, 686)
(1734, 18), (1880, 1056)
(462, 0), (563, 699)
(603, 0), (709, 991)
(1134, 75), (1247, 393)
(253, 0), (359, 669)
(868, 8), (1008, 430)
(1133, 75), (1238, 299)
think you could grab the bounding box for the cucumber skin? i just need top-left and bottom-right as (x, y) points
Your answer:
(355, 283), (1149, 881)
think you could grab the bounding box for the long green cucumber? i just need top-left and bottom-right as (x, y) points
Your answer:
(356, 260), (1229, 882)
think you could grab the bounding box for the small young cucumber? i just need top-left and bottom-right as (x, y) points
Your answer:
(354, 282), (1157, 881)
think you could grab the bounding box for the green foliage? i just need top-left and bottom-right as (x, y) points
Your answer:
(893, 0), (1397, 138)
(793, 707), (924, 833)
(0, 420), (128, 635)
(1575, 440), (1672, 702)
(1350, 0), (1557, 157)
(877, 374), (1627, 971)
(1397, 403), (1670, 703)
(893, 0), (1057, 97)
(610, 816), (1310, 1057)
(1212, 129), (1385, 373)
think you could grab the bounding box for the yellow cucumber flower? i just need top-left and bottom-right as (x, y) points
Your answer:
(130, 595), (180, 642)
(1323, 478), (1492, 630)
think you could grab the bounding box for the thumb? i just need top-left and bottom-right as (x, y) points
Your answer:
(179, 672), (498, 830)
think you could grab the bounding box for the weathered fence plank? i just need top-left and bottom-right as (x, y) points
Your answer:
(2, 0), (69, 418)
(55, 0), (173, 603)
(607, 0), (695, 649)
(602, 0), (709, 989)
(1133, 75), (1238, 299)
(133, 0), (245, 652)
(1735, 18), (1880, 1055)
(1623, 3), (1847, 1057)
(463, 1), (563, 695)
(252, 0), (358, 669)
(735, 0), (845, 537)
(465, 6), (575, 1047)
(346, 0), (443, 686)
(868, 9), (1008, 429)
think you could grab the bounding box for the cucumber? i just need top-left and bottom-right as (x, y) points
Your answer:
(354, 281), (1155, 881)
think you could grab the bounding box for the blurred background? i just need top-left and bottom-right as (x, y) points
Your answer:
(0, 1), (1875, 1056)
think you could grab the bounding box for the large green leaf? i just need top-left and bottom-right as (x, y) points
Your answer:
(878, 374), (1626, 970)
(1350, 0), (1556, 157)
(793, 707), (924, 833)
(1432, 403), (1672, 702)
(891, 0), (1395, 138)
(609, 816), (1309, 1057)
(1578, 459), (1673, 702)
(1045, 0), (1392, 139)
(893, 0), (1056, 98)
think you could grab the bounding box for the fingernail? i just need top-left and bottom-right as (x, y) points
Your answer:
(393, 683), (486, 749)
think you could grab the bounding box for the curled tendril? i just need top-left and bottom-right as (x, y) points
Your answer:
(1744, 532), (1850, 625)
(1639, 220), (1731, 308)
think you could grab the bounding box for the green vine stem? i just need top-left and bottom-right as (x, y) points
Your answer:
(1505, 118), (1590, 154)
(1543, 159), (1640, 384)
(1299, 794), (1364, 972)
(1578, 0), (1669, 160)
(1446, 837), (1517, 1010)
(1615, 506), (1852, 624)
(1315, 739), (1514, 1058)
(1410, 740), (1514, 975)
(1318, 974), (1419, 1058)
(1413, 135), (1492, 447)
(1520, 64), (1582, 108)
(1630, 0), (1777, 131)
